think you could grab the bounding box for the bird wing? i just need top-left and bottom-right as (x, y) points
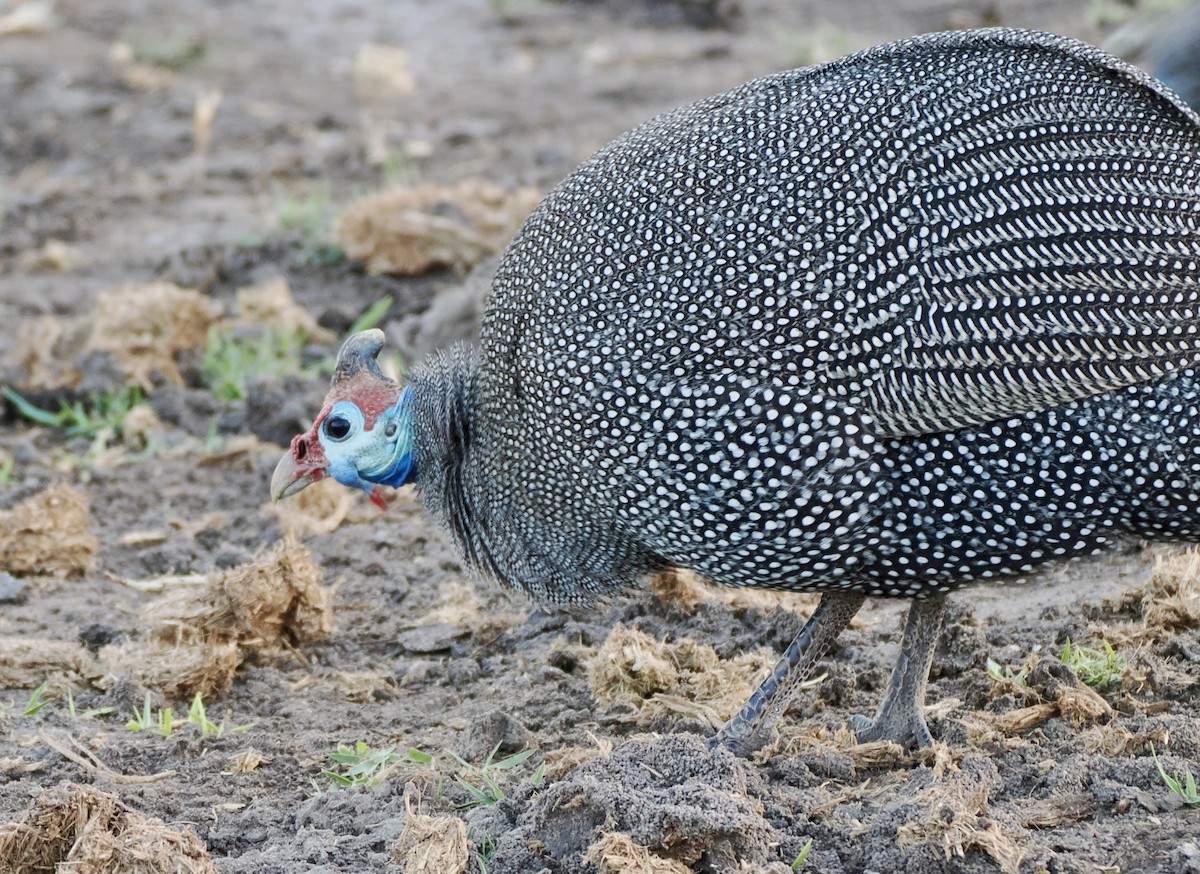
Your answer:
(836, 30), (1200, 436)
(483, 30), (1200, 441)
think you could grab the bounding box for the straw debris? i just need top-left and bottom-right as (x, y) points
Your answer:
(391, 794), (469, 874)
(0, 781), (218, 874)
(88, 282), (220, 387)
(584, 832), (692, 874)
(233, 277), (336, 343)
(1103, 549), (1200, 638)
(335, 181), (541, 275)
(102, 539), (332, 700)
(588, 624), (774, 728)
(0, 482), (98, 578)
(896, 763), (1025, 874)
(273, 476), (353, 537)
(143, 537), (331, 648)
(0, 636), (97, 690)
(649, 568), (821, 614)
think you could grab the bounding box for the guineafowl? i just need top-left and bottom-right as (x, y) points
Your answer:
(273, 28), (1200, 753)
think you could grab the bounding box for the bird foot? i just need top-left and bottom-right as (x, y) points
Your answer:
(849, 710), (934, 750)
(708, 726), (766, 758)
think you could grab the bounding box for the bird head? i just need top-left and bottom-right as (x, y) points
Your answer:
(271, 329), (414, 510)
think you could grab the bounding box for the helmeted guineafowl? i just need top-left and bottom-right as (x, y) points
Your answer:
(273, 28), (1200, 752)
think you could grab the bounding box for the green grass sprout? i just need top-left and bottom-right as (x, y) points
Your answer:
(202, 327), (318, 404)
(324, 741), (401, 789)
(791, 838), (814, 870)
(66, 691), (114, 720)
(1151, 742), (1200, 807)
(24, 681), (53, 716)
(1060, 638), (1126, 691)
(446, 743), (536, 808)
(4, 385), (146, 458)
(126, 692), (177, 737)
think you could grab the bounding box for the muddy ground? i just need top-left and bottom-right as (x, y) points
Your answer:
(2, 0), (1199, 872)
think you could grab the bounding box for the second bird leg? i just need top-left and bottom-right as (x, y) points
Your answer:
(711, 590), (866, 756)
(852, 593), (949, 749)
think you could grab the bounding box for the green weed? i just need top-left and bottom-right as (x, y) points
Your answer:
(324, 741), (401, 789)
(126, 692), (177, 737)
(186, 693), (255, 738)
(1060, 638), (1126, 691)
(4, 385), (146, 457)
(400, 744), (539, 807)
(0, 453), (14, 488)
(275, 186), (344, 266)
(66, 691), (114, 720)
(446, 744), (536, 808)
(120, 26), (206, 69)
(346, 297), (392, 337)
(381, 150), (419, 189)
(791, 838), (814, 870)
(24, 681), (52, 716)
(1151, 743), (1200, 807)
(986, 657), (1030, 688)
(474, 830), (498, 874)
(202, 327), (317, 404)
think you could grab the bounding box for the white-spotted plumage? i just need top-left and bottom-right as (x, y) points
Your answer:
(407, 29), (1200, 606)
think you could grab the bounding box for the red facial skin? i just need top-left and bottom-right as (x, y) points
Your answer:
(272, 372), (404, 510)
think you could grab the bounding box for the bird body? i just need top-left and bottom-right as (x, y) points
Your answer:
(274, 28), (1200, 751)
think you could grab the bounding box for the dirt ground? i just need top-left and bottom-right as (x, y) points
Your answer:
(2, 0), (1200, 872)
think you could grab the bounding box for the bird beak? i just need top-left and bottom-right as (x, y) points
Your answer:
(270, 443), (326, 502)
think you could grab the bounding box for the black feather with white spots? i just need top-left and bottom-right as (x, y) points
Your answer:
(408, 29), (1200, 605)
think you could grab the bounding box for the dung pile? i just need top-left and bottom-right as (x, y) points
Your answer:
(102, 539), (333, 699)
(0, 483), (98, 578)
(0, 781), (218, 873)
(335, 181), (541, 275)
(9, 282), (218, 390)
(466, 734), (781, 873)
(588, 623), (775, 729)
(391, 795), (470, 874)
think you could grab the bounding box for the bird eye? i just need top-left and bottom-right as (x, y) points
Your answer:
(324, 415), (352, 441)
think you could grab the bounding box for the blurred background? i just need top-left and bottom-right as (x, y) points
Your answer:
(2, 1), (1197, 400)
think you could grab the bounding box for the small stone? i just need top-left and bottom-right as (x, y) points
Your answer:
(0, 573), (26, 604)
(395, 623), (463, 654)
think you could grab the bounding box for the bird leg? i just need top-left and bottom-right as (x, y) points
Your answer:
(851, 593), (949, 749)
(711, 590), (866, 756)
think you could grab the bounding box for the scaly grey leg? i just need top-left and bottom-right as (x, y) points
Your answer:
(711, 590), (866, 756)
(852, 593), (949, 749)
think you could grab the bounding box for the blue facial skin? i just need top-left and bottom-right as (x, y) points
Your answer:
(318, 390), (416, 498)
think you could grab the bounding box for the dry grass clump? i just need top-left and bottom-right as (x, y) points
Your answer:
(0, 482), (98, 578)
(335, 181), (541, 275)
(588, 624), (774, 729)
(0, 636), (97, 691)
(1012, 792), (1095, 829)
(542, 733), (616, 780)
(391, 795), (469, 874)
(0, 781), (218, 874)
(233, 277), (336, 343)
(1103, 549), (1200, 639)
(896, 764), (1025, 874)
(584, 832), (692, 874)
(89, 282), (220, 387)
(143, 537), (331, 647)
(7, 315), (84, 389)
(102, 539), (332, 700)
(273, 477), (353, 538)
(7, 283), (217, 390)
